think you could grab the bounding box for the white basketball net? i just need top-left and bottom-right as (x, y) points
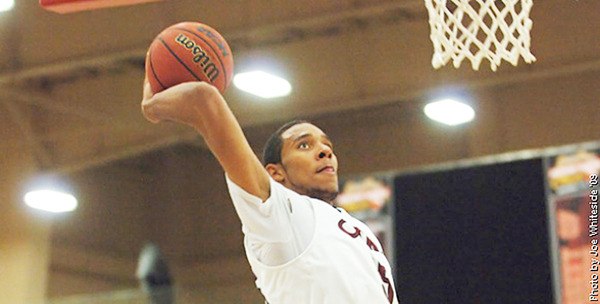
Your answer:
(424, 0), (536, 71)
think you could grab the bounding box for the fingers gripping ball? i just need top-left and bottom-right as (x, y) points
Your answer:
(146, 22), (234, 94)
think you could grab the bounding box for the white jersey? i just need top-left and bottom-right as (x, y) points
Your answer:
(227, 176), (398, 304)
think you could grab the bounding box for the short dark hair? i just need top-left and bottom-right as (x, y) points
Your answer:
(262, 119), (310, 166)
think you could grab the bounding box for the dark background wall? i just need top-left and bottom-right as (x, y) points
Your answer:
(394, 158), (553, 303)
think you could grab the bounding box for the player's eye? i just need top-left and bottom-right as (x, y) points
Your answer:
(298, 142), (310, 149)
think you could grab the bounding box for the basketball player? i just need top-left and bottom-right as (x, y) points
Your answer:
(141, 78), (398, 303)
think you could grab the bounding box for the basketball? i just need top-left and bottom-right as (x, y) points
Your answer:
(145, 22), (234, 94)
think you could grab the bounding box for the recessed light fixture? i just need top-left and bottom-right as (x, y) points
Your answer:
(24, 189), (78, 213)
(424, 98), (475, 126)
(233, 70), (292, 98)
(0, 0), (14, 12)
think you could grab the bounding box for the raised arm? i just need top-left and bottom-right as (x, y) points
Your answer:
(141, 77), (270, 201)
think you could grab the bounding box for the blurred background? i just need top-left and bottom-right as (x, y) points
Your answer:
(1, 0), (599, 303)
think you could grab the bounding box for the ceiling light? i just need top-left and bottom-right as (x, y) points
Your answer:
(0, 0), (14, 12)
(233, 70), (291, 98)
(424, 99), (475, 126)
(24, 189), (78, 213)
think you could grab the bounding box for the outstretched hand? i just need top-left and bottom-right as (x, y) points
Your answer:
(141, 75), (221, 130)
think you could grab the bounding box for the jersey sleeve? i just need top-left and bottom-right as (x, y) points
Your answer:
(225, 175), (297, 243)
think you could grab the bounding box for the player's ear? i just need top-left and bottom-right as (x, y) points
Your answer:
(266, 163), (286, 183)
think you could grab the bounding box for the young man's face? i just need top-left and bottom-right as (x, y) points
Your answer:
(271, 123), (339, 202)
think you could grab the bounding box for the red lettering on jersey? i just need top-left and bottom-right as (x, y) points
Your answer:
(378, 263), (395, 303)
(338, 218), (394, 302)
(338, 219), (361, 238)
(366, 237), (379, 252)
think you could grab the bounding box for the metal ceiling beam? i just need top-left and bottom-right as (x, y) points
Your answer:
(0, 49), (145, 86)
(51, 129), (202, 174)
(0, 99), (52, 169)
(0, 89), (114, 123)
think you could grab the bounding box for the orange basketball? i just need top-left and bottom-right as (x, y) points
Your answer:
(146, 22), (234, 94)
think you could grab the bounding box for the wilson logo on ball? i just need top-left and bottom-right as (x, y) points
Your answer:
(175, 34), (219, 82)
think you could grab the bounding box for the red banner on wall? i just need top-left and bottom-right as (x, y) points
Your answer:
(40, 0), (162, 14)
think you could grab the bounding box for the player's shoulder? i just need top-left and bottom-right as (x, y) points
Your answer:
(269, 178), (300, 199)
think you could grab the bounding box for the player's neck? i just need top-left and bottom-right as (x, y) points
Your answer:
(292, 185), (338, 204)
(278, 178), (338, 203)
